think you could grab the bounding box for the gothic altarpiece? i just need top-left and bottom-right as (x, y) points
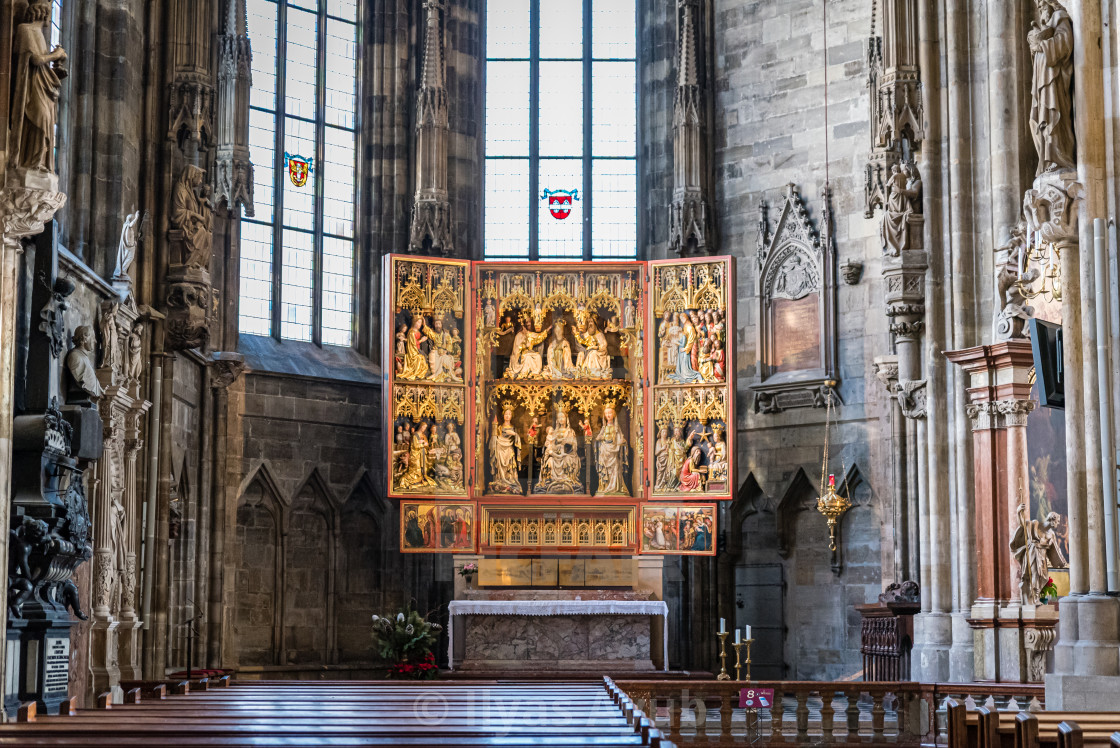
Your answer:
(383, 255), (736, 558)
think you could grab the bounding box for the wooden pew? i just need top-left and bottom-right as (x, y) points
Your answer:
(0, 680), (672, 747)
(947, 700), (1120, 748)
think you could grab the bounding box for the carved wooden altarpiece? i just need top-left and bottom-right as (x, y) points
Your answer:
(382, 254), (736, 556)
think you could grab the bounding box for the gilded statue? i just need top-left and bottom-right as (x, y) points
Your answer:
(489, 405), (523, 494)
(667, 313), (704, 383)
(535, 405), (583, 494)
(10, 1), (67, 173)
(678, 446), (707, 492)
(574, 314), (611, 379)
(1028, 0), (1075, 175)
(880, 162), (922, 257)
(594, 404), (629, 496)
(65, 325), (103, 402)
(546, 320), (575, 379)
(666, 425), (689, 490)
(399, 316), (430, 380)
(424, 315), (461, 382)
(171, 165), (214, 268)
(397, 422), (437, 490)
(658, 312), (681, 383)
(1010, 502), (1068, 606)
(708, 425), (728, 483)
(505, 317), (549, 379)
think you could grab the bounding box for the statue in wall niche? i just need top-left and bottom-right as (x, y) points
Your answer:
(668, 425), (689, 488)
(546, 320), (575, 379)
(666, 312), (704, 383)
(593, 403), (629, 497)
(880, 163), (923, 257)
(708, 425), (728, 483)
(573, 309), (611, 379)
(109, 495), (127, 611)
(113, 210), (143, 281)
(9, 0), (68, 173)
(488, 404), (523, 494)
(1029, 0), (1076, 175)
(171, 165), (214, 268)
(1011, 501), (1068, 606)
(65, 326), (103, 402)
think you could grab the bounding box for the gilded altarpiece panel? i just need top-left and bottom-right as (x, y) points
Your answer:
(648, 258), (736, 501)
(382, 255), (737, 555)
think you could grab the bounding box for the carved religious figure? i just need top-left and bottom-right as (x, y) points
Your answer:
(399, 316), (430, 380)
(423, 315), (461, 382)
(1028, 0), (1076, 175)
(574, 312), (611, 379)
(504, 317), (549, 379)
(1010, 502), (1068, 606)
(66, 325), (103, 402)
(9, 1), (67, 173)
(489, 405), (523, 494)
(546, 320), (575, 379)
(126, 322), (144, 383)
(114, 210), (142, 280)
(881, 163), (923, 256)
(109, 495), (127, 612)
(397, 422), (436, 490)
(99, 302), (121, 373)
(667, 425), (689, 488)
(535, 405), (583, 494)
(171, 165), (214, 268)
(995, 226), (1037, 340)
(593, 404), (629, 496)
(658, 312), (681, 383)
(678, 446), (707, 492)
(667, 313), (704, 383)
(709, 425), (728, 483)
(654, 425), (675, 491)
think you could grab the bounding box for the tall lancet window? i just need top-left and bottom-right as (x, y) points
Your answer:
(484, 0), (638, 260)
(241, 0), (359, 346)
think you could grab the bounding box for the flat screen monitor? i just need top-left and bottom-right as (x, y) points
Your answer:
(1029, 317), (1064, 409)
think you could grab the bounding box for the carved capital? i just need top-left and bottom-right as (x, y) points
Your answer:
(1023, 625), (1057, 683)
(210, 351), (247, 390)
(995, 398), (1037, 427)
(165, 270), (213, 352)
(1, 177), (67, 252)
(872, 356), (900, 396)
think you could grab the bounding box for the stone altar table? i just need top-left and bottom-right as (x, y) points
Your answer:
(448, 599), (669, 672)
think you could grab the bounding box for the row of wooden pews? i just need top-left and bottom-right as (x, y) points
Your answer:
(0, 677), (674, 746)
(947, 698), (1120, 748)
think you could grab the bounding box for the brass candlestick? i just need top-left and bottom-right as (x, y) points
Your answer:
(744, 638), (754, 681)
(732, 641), (744, 681)
(716, 632), (730, 680)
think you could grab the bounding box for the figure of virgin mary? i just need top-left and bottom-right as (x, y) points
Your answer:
(594, 405), (629, 496)
(488, 406), (522, 494)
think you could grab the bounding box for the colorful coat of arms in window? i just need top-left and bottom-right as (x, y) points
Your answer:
(541, 188), (579, 219)
(284, 152), (314, 188)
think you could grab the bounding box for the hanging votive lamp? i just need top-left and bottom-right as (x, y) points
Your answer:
(816, 474), (851, 552)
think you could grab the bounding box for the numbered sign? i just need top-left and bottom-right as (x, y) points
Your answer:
(739, 688), (775, 709)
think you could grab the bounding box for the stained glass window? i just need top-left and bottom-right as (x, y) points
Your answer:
(241, 0), (358, 346)
(484, 0), (638, 261)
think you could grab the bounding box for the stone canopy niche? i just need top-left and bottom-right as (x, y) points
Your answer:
(752, 184), (840, 413)
(382, 255), (737, 557)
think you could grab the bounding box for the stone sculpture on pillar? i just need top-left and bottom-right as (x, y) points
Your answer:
(1010, 501), (1068, 607)
(112, 210), (143, 282)
(408, 0), (453, 256)
(1028, 0), (1076, 175)
(668, 0), (714, 257)
(880, 162), (922, 257)
(213, 0), (255, 216)
(994, 225), (1036, 341)
(166, 165), (215, 351)
(9, 1), (68, 176)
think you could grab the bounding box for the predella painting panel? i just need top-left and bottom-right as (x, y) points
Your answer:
(400, 502), (477, 553)
(638, 503), (717, 556)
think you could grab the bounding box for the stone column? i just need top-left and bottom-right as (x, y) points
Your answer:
(947, 341), (1051, 682)
(0, 174), (67, 701)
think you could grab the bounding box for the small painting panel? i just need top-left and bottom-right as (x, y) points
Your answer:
(400, 502), (476, 553)
(638, 503), (716, 556)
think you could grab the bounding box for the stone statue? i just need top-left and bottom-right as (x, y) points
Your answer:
(126, 322), (144, 383)
(99, 302), (121, 373)
(1028, 0), (1076, 175)
(488, 406), (522, 494)
(171, 165), (214, 268)
(109, 496), (127, 612)
(593, 404), (629, 496)
(653, 425), (674, 491)
(881, 162), (922, 256)
(1010, 501), (1068, 606)
(535, 405), (583, 494)
(66, 326), (103, 402)
(995, 225), (1037, 341)
(114, 210), (142, 280)
(9, 1), (68, 173)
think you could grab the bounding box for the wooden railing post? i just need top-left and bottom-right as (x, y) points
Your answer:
(795, 690), (810, 742)
(845, 688), (861, 738)
(820, 688), (836, 741)
(719, 692), (734, 741)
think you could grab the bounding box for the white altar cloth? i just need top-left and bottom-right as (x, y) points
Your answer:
(448, 599), (669, 671)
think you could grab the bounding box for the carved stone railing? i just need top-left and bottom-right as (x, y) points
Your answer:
(608, 678), (1045, 746)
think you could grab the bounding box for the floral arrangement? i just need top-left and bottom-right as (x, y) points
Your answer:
(458, 562), (478, 578)
(371, 606), (442, 679)
(1040, 577), (1059, 604)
